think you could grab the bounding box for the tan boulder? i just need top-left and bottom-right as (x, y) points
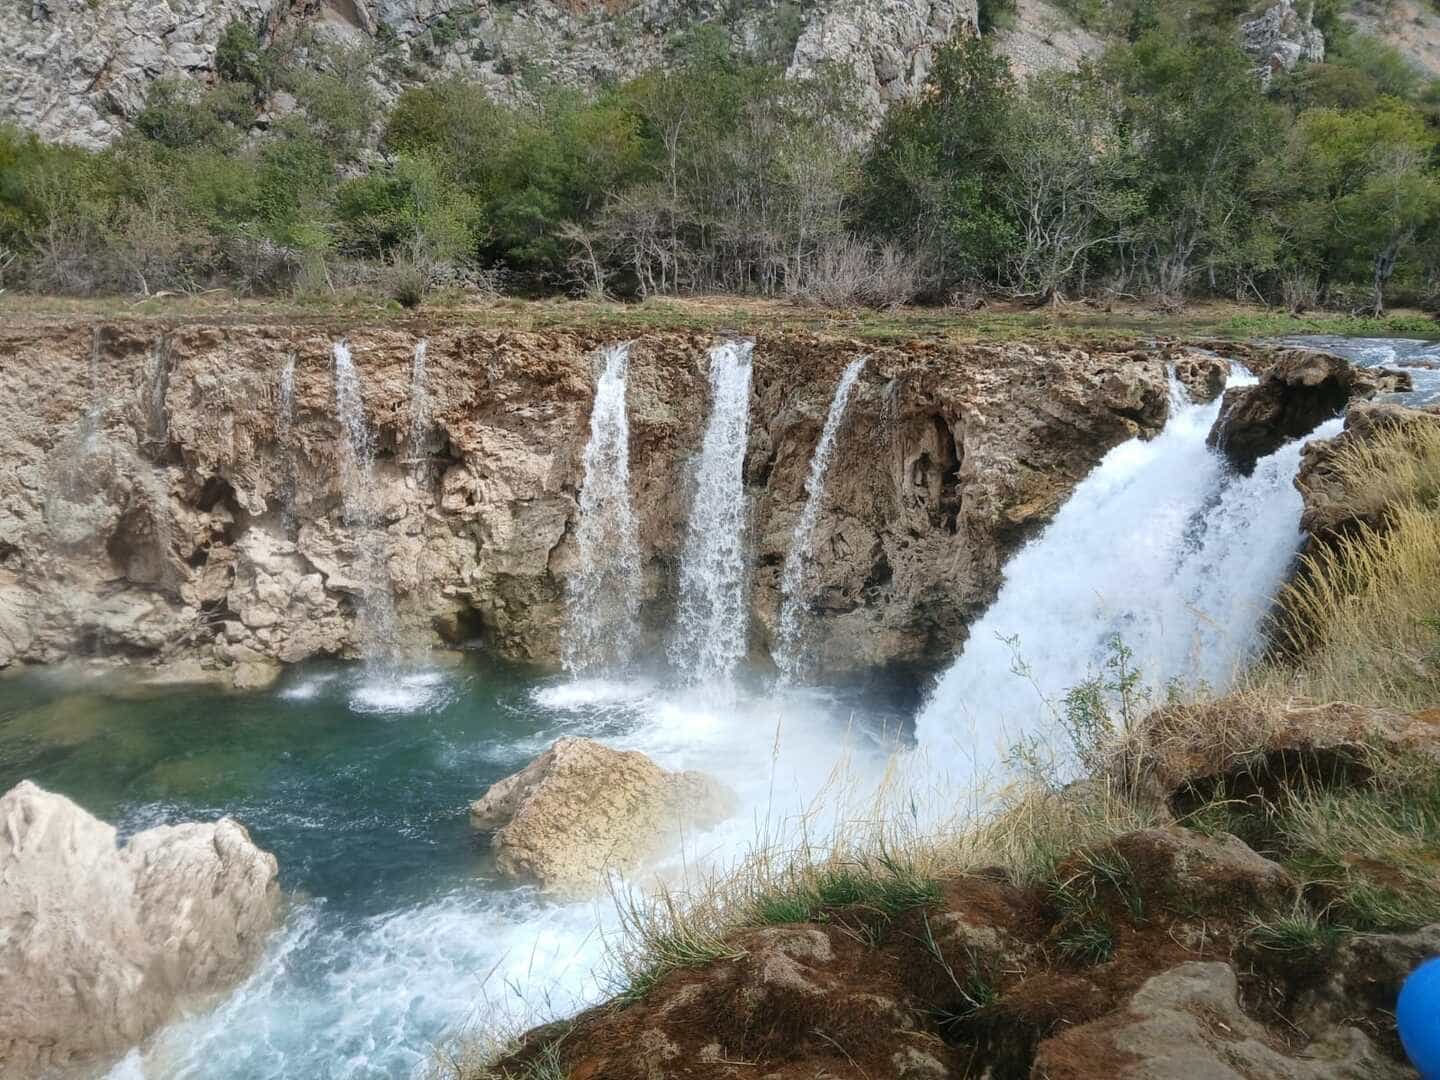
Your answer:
(1296, 399), (1440, 540)
(0, 781), (281, 1076)
(470, 737), (734, 894)
(1032, 961), (1408, 1079)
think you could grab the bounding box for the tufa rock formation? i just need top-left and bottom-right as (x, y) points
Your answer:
(0, 320), (1173, 685)
(469, 736), (734, 894)
(1206, 348), (1411, 469)
(0, 780), (281, 1076)
(1295, 398), (1440, 541)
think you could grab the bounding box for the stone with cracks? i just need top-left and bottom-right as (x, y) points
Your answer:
(0, 780), (281, 1076)
(469, 737), (734, 894)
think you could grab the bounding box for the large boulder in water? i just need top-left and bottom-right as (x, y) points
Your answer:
(0, 780), (281, 1076)
(1207, 349), (1411, 469)
(470, 737), (735, 895)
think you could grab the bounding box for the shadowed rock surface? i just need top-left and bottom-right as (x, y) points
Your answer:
(0, 780), (280, 1076)
(1207, 349), (1411, 469)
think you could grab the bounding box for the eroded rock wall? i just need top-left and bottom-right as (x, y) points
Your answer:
(0, 320), (1168, 684)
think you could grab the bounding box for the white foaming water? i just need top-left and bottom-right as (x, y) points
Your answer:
(774, 356), (868, 682)
(913, 371), (1337, 783)
(348, 669), (453, 715)
(407, 340), (432, 484)
(125, 677), (891, 1080)
(564, 344), (642, 675)
(277, 353), (298, 536)
(333, 341), (400, 666)
(669, 340), (755, 687)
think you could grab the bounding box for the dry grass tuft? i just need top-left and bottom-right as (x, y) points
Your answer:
(1260, 419), (1440, 709)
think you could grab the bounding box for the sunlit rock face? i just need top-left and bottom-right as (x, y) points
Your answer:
(1, 0), (983, 150)
(0, 780), (280, 1076)
(0, 318), (1180, 686)
(469, 736), (734, 895)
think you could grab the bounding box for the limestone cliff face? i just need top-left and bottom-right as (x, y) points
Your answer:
(1, 0), (980, 150)
(0, 319), (1168, 685)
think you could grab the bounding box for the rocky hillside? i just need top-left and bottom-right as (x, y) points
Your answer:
(3, 0), (988, 149)
(0, 318), (1192, 686)
(1, 0), (1347, 150)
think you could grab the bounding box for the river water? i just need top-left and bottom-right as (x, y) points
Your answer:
(7, 334), (1434, 1078)
(0, 661), (904, 1079)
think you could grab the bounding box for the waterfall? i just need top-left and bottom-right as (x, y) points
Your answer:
(913, 369), (1342, 781)
(773, 355), (868, 681)
(669, 340), (755, 686)
(277, 354), (298, 536)
(333, 341), (400, 663)
(142, 334), (170, 457)
(82, 326), (104, 452)
(407, 340), (431, 484)
(563, 344), (642, 675)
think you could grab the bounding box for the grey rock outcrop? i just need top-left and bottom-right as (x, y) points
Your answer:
(1206, 348), (1411, 469)
(1033, 961), (1410, 1078)
(1242, 0), (1325, 85)
(469, 736), (735, 894)
(0, 780), (281, 1076)
(1, 0), (979, 150)
(0, 0), (278, 150)
(786, 0), (979, 124)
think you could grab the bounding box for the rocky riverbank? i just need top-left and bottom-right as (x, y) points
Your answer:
(0, 319), (1198, 687)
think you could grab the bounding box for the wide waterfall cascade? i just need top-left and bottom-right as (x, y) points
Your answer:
(773, 355), (868, 681)
(564, 343), (642, 675)
(407, 339), (432, 484)
(669, 339), (756, 686)
(332, 341), (400, 664)
(277, 354), (298, 535)
(913, 370), (1341, 783)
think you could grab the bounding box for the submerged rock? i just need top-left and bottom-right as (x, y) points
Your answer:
(0, 780), (281, 1076)
(469, 737), (734, 895)
(1207, 349), (1411, 469)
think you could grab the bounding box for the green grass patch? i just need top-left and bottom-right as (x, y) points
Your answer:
(1057, 918), (1117, 965)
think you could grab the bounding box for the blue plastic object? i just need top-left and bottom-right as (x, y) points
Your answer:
(1399, 956), (1440, 1079)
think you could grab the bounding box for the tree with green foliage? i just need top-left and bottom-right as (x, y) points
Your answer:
(1280, 99), (1440, 313)
(855, 35), (1018, 292)
(998, 68), (1141, 302)
(1105, 29), (1283, 298)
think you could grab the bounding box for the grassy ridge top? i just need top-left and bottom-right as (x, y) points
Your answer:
(3, 295), (1436, 345)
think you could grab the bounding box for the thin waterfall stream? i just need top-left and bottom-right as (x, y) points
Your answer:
(773, 355), (867, 682)
(669, 339), (755, 687)
(332, 341), (399, 666)
(563, 343), (642, 675)
(276, 353), (298, 536)
(407, 339), (431, 485)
